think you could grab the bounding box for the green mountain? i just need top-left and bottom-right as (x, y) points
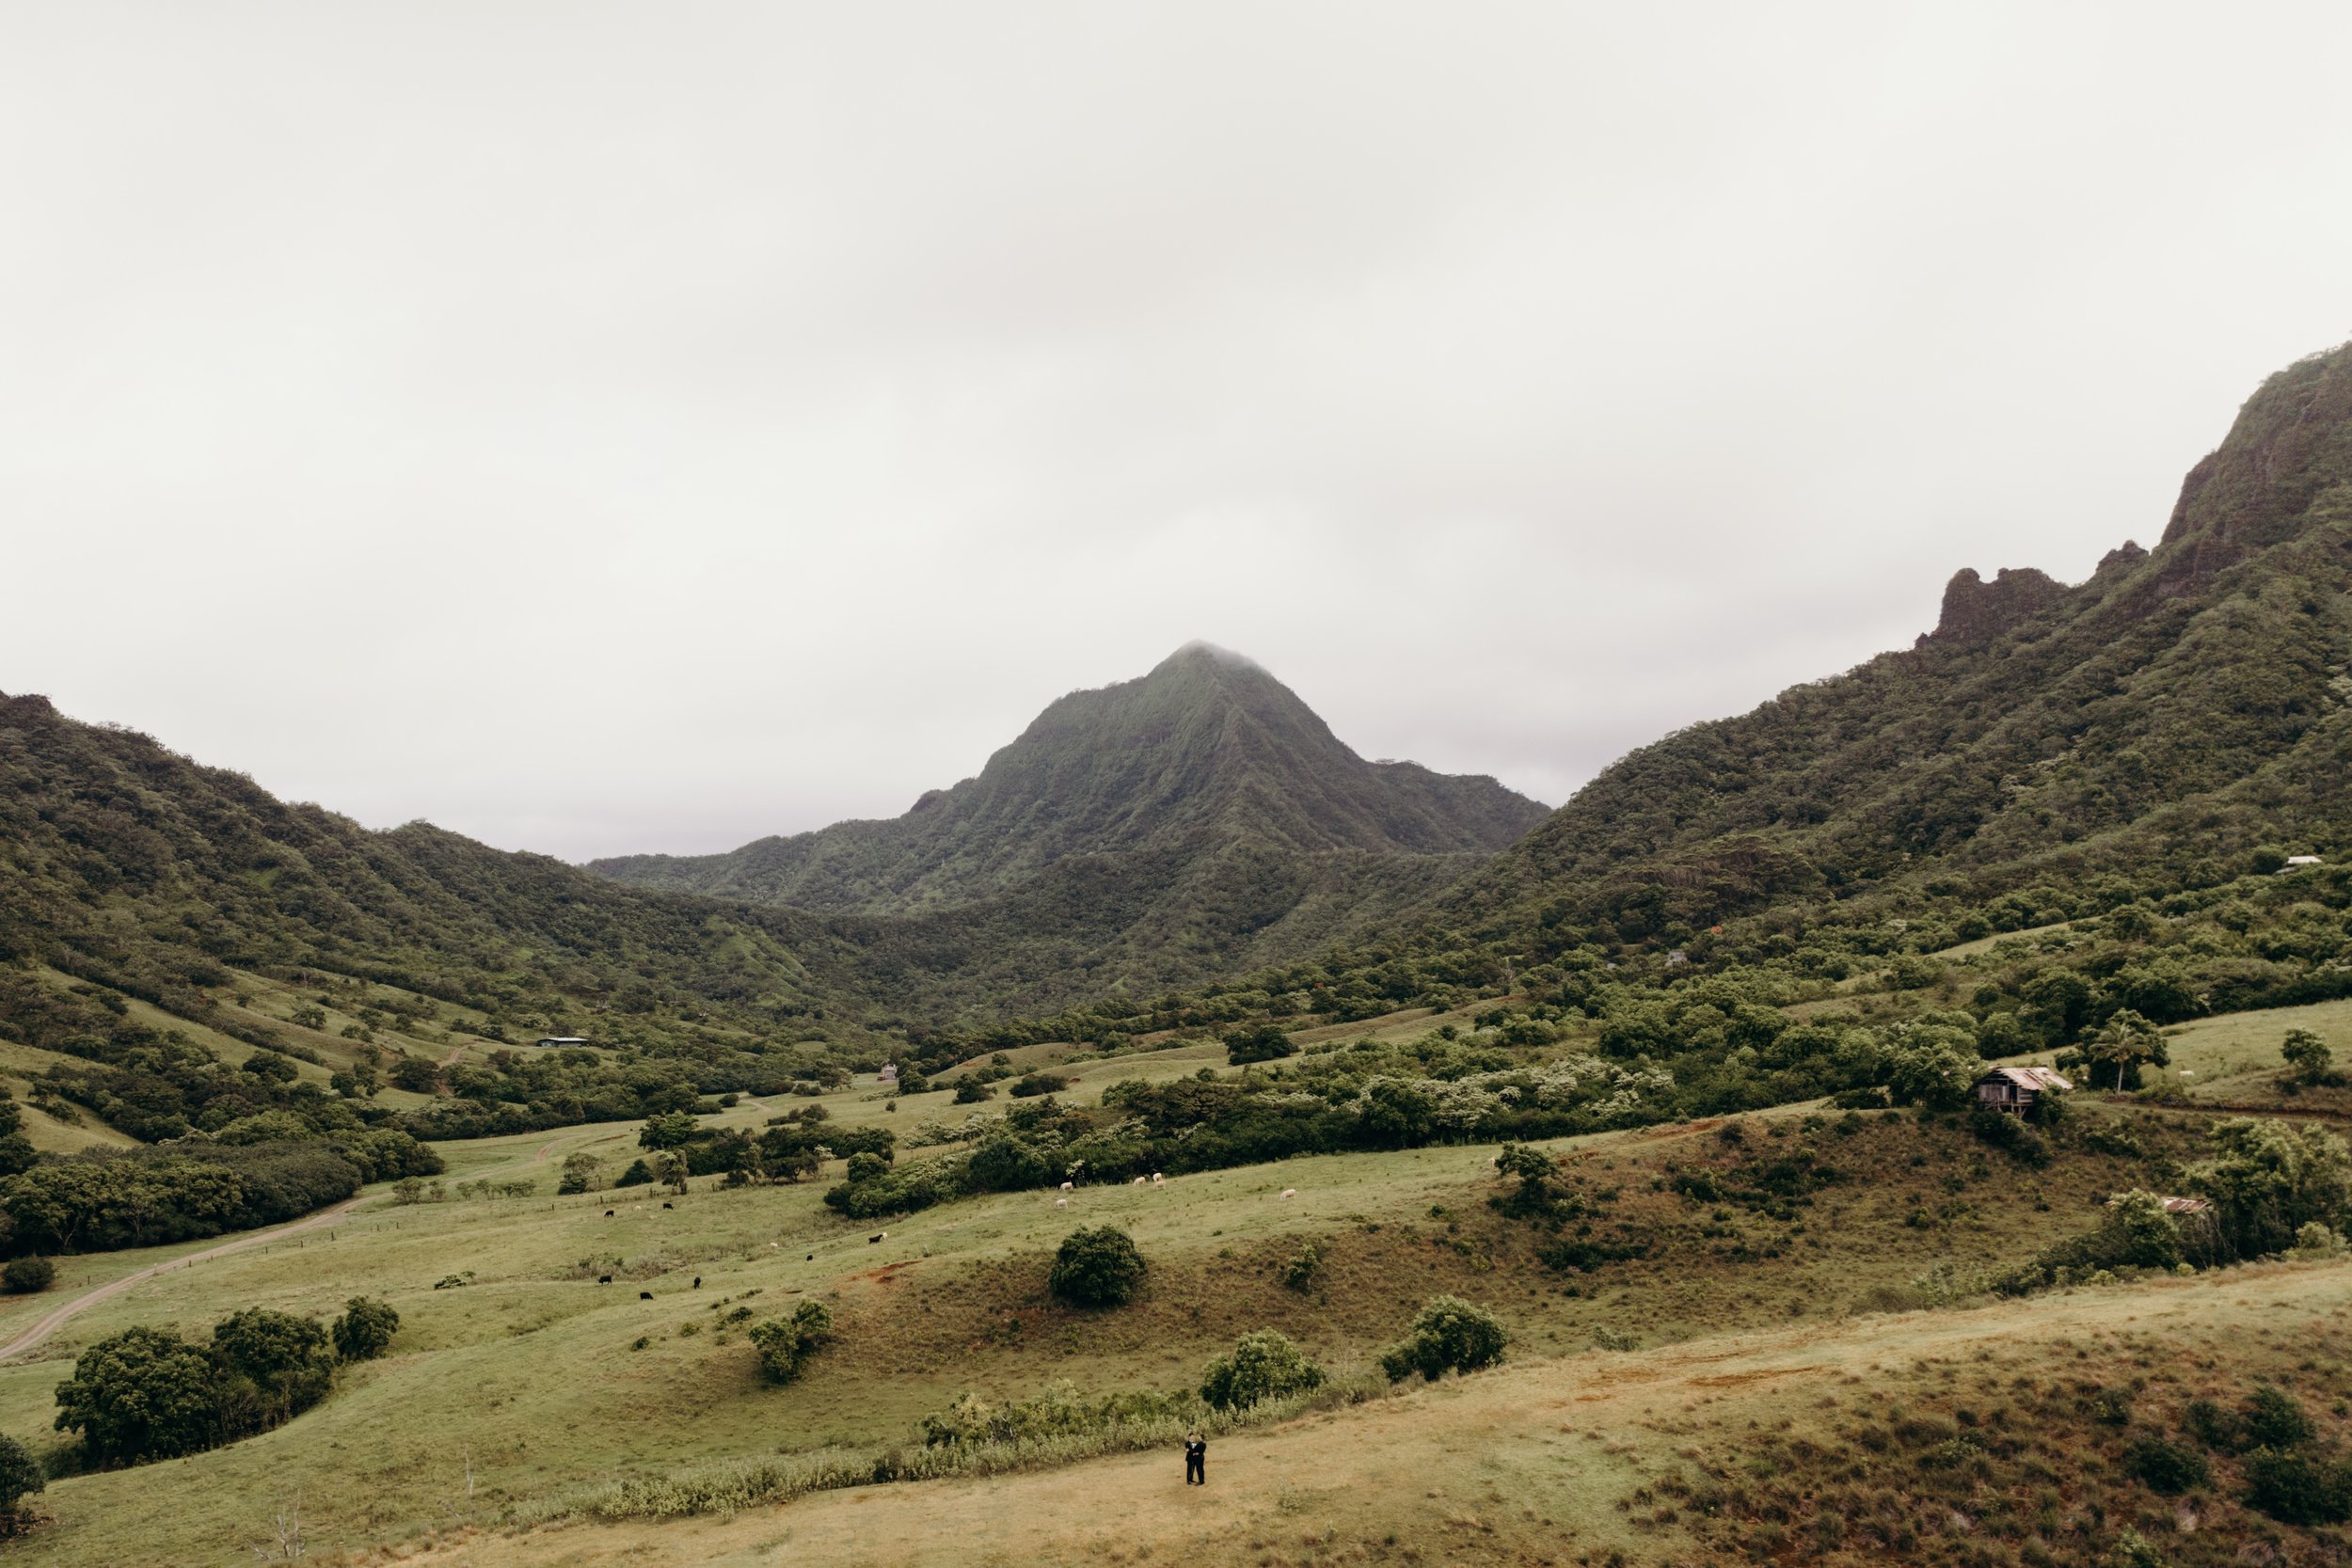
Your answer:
(1430, 340), (2351, 948)
(0, 692), (907, 1122)
(591, 641), (1547, 912)
(979, 341), (2352, 1054)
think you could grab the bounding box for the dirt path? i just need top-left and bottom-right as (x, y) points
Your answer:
(0, 1195), (367, 1365)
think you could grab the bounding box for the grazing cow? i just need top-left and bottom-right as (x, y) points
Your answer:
(1058, 1180), (1073, 1192)
(639, 1291), (653, 1300)
(1133, 1176), (1146, 1185)
(868, 1232), (885, 1243)
(806, 1253), (815, 1260)
(597, 1275), (612, 1284)
(1151, 1173), (1164, 1185)
(1280, 1188), (1296, 1199)
(662, 1201), (674, 1210)
(1055, 1197), (1069, 1209)
(604, 1209), (615, 1217)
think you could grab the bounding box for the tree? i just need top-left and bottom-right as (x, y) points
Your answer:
(556, 1152), (602, 1195)
(2282, 1029), (2337, 1086)
(331, 1296), (400, 1363)
(388, 1055), (441, 1094)
(212, 1308), (333, 1433)
(613, 1158), (655, 1188)
(0, 1433), (42, 1537)
(2084, 1010), (2169, 1090)
(1881, 1022), (1979, 1109)
(1224, 1024), (1296, 1066)
(2184, 1117), (2352, 1259)
(1200, 1330), (1325, 1411)
(1359, 1080), (1435, 1147)
(748, 1301), (833, 1384)
(638, 1111), (701, 1151)
(54, 1325), (221, 1464)
(1379, 1294), (1507, 1383)
(1048, 1226), (1147, 1307)
(658, 1150), (690, 1196)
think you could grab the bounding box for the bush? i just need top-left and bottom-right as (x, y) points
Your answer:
(2244, 1385), (2314, 1449)
(953, 1080), (994, 1104)
(1009, 1072), (1070, 1098)
(1282, 1239), (1321, 1292)
(1379, 1294), (1507, 1383)
(1048, 1227), (1147, 1308)
(332, 1296), (400, 1362)
(2, 1257), (55, 1294)
(748, 1301), (833, 1384)
(1200, 1330), (1325, 1411)
(613, 1158), (654, 1188)
(556, 1152), (601, 1195)
(1224, 1024), (1296, 1066)
(2243, 1447), (2352, 1526)
(844, 1151), (889, 1184)
(0, 1433), (40, 1537)
(2124, 1434), (2210, 1494)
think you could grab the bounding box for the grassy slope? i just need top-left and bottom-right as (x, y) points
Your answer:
(402, 1261), (2352, 1568)
(0, 1060), (2274, 1566)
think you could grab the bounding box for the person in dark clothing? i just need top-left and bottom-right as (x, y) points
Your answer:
(1184, 1433), (1206, 1485)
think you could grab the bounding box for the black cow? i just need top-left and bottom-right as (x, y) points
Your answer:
(597, 1275), (612, 1285)
(604, 1209), (614, 1217)
(639, 1291), (653, 1300)
(691, 1275), (701, 1288)
(662, 1201), (674, 1210)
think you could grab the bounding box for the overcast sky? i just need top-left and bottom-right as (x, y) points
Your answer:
(6, 3), (2350, 863)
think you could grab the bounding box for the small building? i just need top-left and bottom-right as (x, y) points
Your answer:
(1974, 1065), (2073, 1116)
(878, 1063), (899, 1085)
(534, 1036), (592, 1049)
(2280, 855), (2324, 873)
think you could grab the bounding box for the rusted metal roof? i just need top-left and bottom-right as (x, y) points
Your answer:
(1978, 1066), (2074, 1091)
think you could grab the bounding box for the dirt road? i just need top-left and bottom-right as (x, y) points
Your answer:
(0, 1195), (366, 1364)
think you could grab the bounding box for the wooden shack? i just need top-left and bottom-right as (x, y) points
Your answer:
(1974, 1065), (2073, 1115)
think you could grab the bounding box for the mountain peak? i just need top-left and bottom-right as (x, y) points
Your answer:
(591, 648), (1549, 922)
(2159, 338), (2352, 581)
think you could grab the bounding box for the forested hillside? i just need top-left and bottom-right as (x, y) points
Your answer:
(922, 342), (2352, 1062)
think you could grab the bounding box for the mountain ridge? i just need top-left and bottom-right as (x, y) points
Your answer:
(587, 641), (1548, 914)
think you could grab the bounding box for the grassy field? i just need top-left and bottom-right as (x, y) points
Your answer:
(395, 1259), (2352, 1568)
(0, 1049), (2286, 1568)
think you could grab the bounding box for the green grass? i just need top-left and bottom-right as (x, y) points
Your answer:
(0, 1076), (2246, 1566)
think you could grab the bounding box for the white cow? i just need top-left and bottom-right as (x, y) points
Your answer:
(1059, 1180), (1074, 1192)
(1055, 1197), (1069, 1209)
(1279, 1188), (1297, 1199)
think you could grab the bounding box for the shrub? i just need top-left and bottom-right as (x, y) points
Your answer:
(748, 1301), (833, 1384)
(2243, 1448), (2352, 1526)
(2124, 1435), (2209, 1494)
(1200, 1330), (1325, 1411)
(1224, 1024), (1296, 1065)
(1379, 1294), (1507, 1383)
(953, 1081), (994, 1104)
(1048, 1227), (1147, 1308)
(331, 1296), (400, 1362)
(2244, 1386), (2313, 1449)
(0, 1434), (40, 1537)
(2184, 1398), (2246, 1453)
(556, 1152), (601, 1195)
(2, 1257), (55, 1295)
(844, 1152), (889, 1184)
(1282, 1239), (1321, 1292)
(1009, 1072), (1070, 1098)
(614, 1158), (654, 1187)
